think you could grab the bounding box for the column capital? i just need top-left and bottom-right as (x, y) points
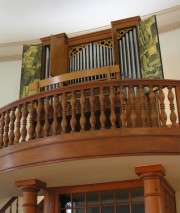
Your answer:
(135, 164), (166, 179)
(15, 179), (46, 191)
(15, 179), (46, 213)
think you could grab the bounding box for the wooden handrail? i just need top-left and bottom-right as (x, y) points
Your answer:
(29, 65), (120, 92)
(1, 79), (180, 113)
(0, 197), (18, 213)
(0, 79), (180, 150)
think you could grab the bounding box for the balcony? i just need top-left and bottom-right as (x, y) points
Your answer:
(0, 71), (180, 173)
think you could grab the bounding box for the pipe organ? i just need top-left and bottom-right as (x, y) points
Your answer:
(40, 17), (141, 84)
(39, 15), (162, 87)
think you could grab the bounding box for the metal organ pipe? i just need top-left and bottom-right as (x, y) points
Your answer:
(45, 46), (50, 91)
(133, 28), (141, 79)
(122, 36), (128, 79)
(118, 28), (140, 80)
(69, 41), (114, 84)
(125, 32), (132, 79)
(129, 30), (136, 79)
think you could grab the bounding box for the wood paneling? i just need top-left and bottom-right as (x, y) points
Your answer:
(0, 128), (180, 173)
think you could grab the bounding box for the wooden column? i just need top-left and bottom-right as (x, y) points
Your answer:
(44, 188), (56, 213)
(135, 164), (166, 213)
(15, 179), (46, 213)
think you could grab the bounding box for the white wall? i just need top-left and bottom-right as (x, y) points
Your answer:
(0, 60), (22, 108)
(159, 29), (180, 80)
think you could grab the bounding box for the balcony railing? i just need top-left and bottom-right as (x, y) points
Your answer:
(0, 78), (179, 150)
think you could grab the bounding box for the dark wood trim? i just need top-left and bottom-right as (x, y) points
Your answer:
(0, 197), (17, 213)
(15, 179), (46, 189)
(0, 128), (180, 173)
(135, 164), (166, 177)
(68, 29), (112, 47)
(40, 29), (112, 48)
(54, 179), (143, 194)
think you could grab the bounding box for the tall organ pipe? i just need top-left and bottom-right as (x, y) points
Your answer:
(69, 42), (114, 83)
(118, 28), (140, 80)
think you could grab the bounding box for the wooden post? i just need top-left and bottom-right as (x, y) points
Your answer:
(44, 188), (56, 213)
(15, 179), (46, 213)
(175, 86), (180, 126)
(135, 164), (166, 213)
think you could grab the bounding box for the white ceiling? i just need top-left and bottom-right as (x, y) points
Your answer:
(1, 155), (180, 197)
(0, 0), (180, 44)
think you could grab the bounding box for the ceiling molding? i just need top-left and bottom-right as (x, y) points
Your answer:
(0, 55), (22, 62)
(158, 22), (180, 34)
(0, 39), (41, 48)
(142, 4), (180, 19)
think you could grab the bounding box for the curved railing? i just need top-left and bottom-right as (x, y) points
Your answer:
(0, 79), (179, 150)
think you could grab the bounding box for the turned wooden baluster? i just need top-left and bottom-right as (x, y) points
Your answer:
(139, 85), (148, 127)
(9, 107), (16, 145)
(70, 91), (77, 133)
(89, 88), (96, 130)
(10, 203), (12, 213)
(0, 112), (5, 148)
(44, 97), (50, 137)
(175, 86), (180, 126)
(149, 86), (158, 127)
(14, 105), (22, 143)
(52, 95), (59, 135)
(158, 86), (167, 127)
(100, 87), (106, 129)
(129, 86), (137, 127)
(36, 98), (43, 138)
(109, 86), (116, 129)
(21, 103), (28, 142)
(67, 102), (71, 116)
(61, 93), (68, 133)
(3, 110), (10, 147)
(168, 86), (177, 127)
(16, 197), (19, 213)
(80, 89), (86, 132)
(48, 98), (53, 136)
(119, 86), (127, 128)
(28, 101), (35, 140)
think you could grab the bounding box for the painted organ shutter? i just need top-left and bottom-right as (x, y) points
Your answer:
(137, 15), (164, 80)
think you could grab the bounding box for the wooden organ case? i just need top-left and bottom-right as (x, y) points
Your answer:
(40, 16), (142, 82)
